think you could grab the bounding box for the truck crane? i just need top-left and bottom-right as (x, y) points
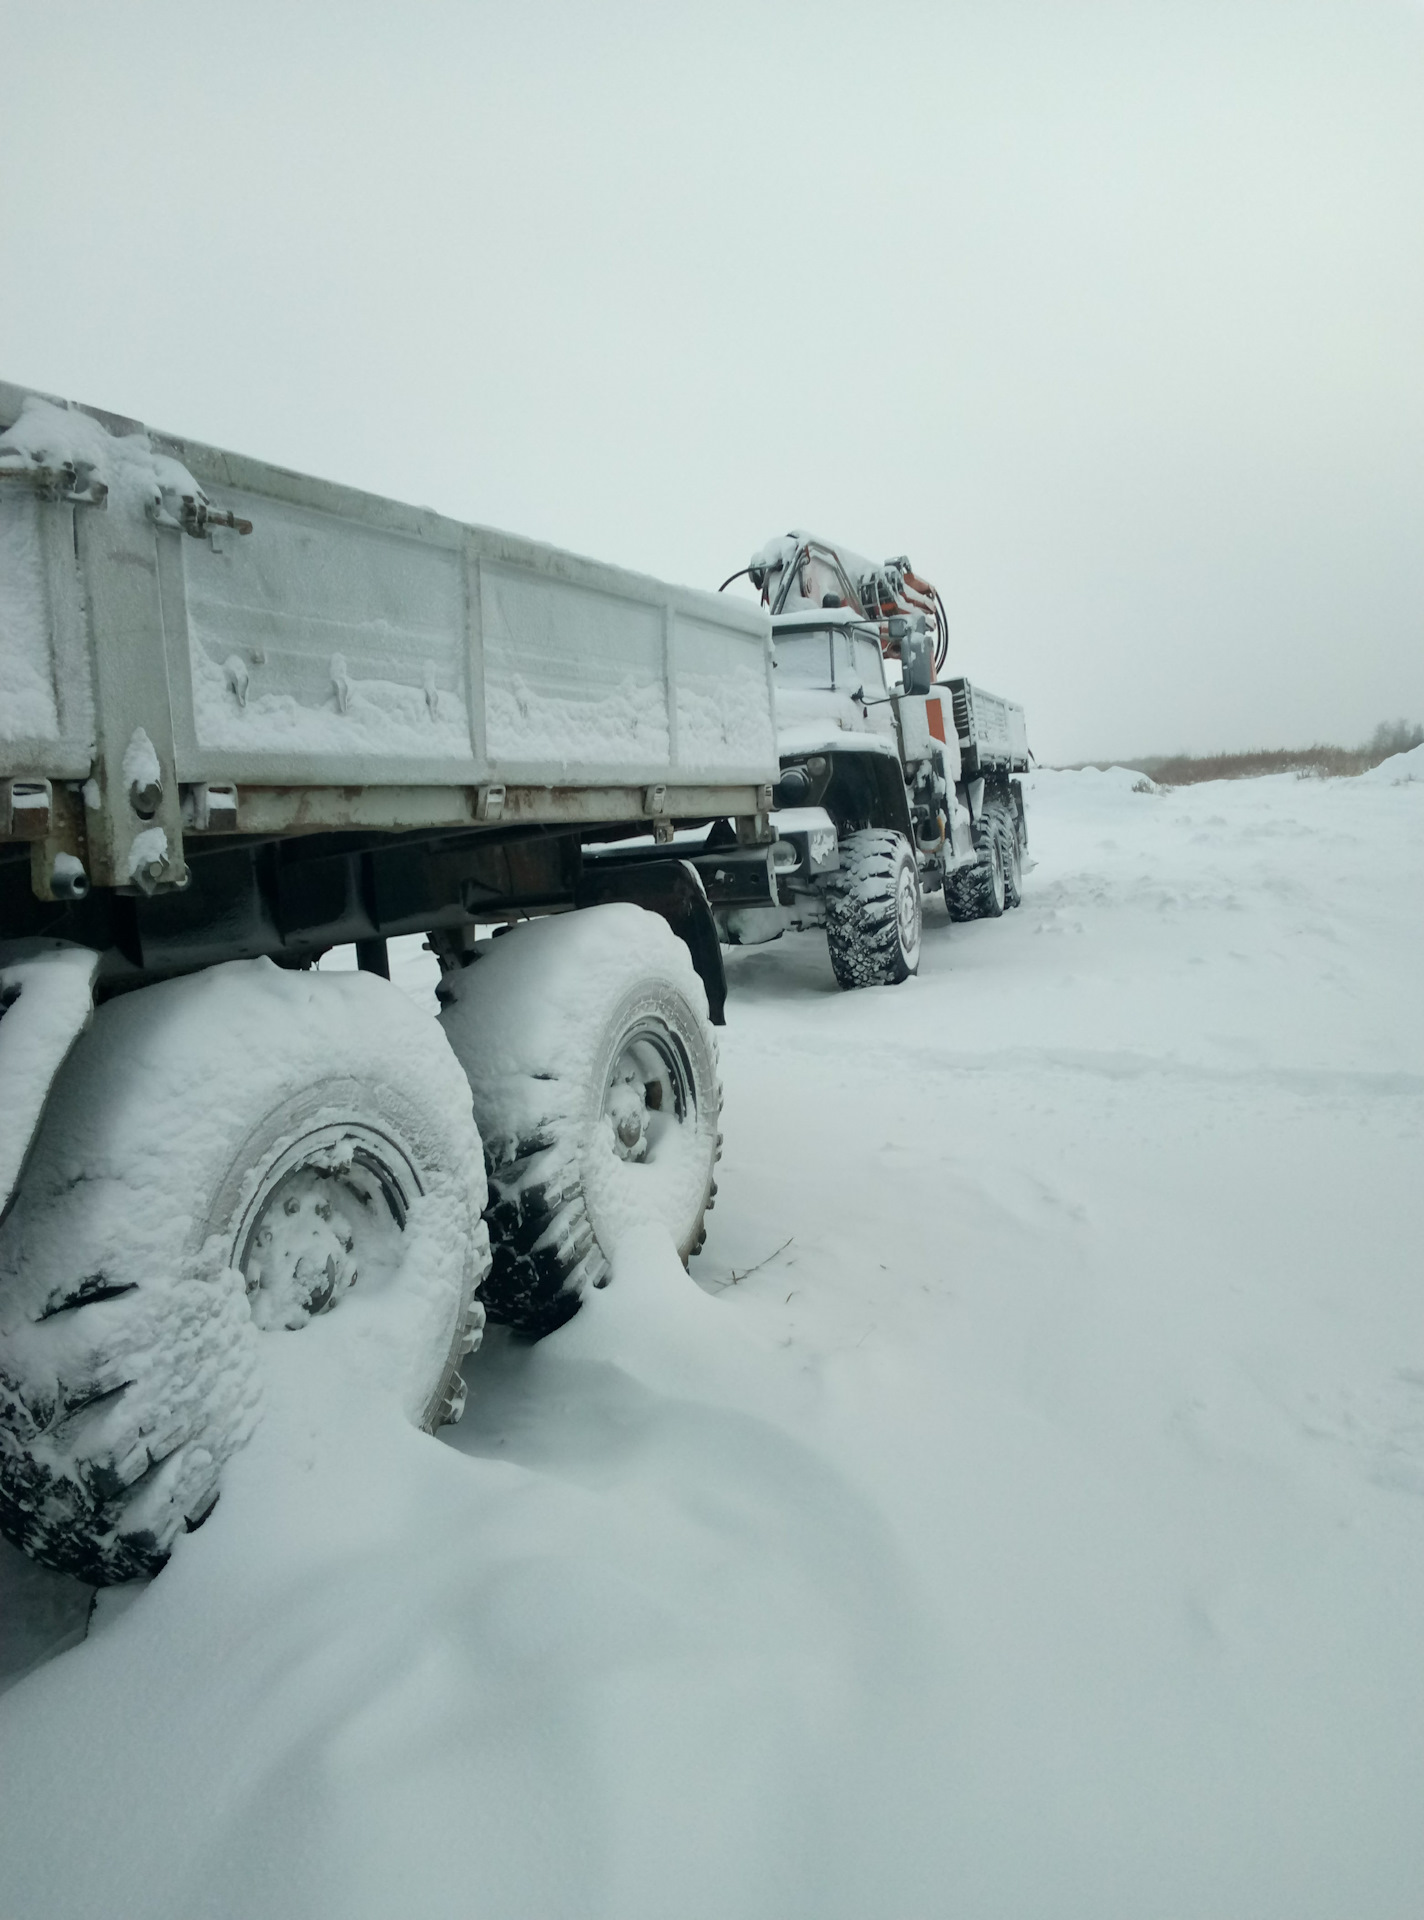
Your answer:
(698, 530), (1031, 989)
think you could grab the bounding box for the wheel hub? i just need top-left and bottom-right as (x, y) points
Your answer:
(897, 867), (919, 947)
(234, 1128), (418, 1333)
(601, 1022), (692, 1166)
(244, 1170), (360, 1327)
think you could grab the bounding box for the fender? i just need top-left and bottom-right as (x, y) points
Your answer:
(0, 943), (101, 1223)
(575, 858), (728, 1026)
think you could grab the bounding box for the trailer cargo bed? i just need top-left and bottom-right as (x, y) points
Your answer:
(945, 676), (1030, 780)
(0, 382), (777, 897)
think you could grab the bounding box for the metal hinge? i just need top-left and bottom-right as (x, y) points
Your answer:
(179, 495), (252, 539)
(148, 492), (253, 540)
(1, 778), (52, 839)
(0, 462), (108, 508)
(182, 783), (239, 832)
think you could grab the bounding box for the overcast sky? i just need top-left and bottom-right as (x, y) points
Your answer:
(3, 0), (1421, 761)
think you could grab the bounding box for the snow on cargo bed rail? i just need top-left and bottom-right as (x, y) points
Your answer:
(0, 378), (777, 809)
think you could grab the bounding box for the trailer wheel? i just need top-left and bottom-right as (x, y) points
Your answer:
(822, 829), (923, 989)
(0, 962), (488, 1586)
(439, 905), (721, 1339)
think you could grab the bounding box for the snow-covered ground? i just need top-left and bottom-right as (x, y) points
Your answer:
(1, 765), (1421, 1919)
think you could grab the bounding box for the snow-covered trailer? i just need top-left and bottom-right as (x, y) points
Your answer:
(0, 381), (777, 1584)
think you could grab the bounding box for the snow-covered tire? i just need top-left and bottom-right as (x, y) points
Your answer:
(945, 815), (1007, 921)
(0, 961), (489, 1586)
(997, 801), (1023, 908)
(822, 829), (923, 989)
(438, 905), (721, 1339)
(1005, 817), (1028, 906)
(943, 862), (981, 922)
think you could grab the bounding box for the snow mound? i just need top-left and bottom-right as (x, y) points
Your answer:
(1029, 764), (1159, 799)
(1361, 741), (1424, 784)
(1081, 764), (1158, 792)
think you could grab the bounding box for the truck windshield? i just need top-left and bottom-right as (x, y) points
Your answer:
(773, 625), (885, 694)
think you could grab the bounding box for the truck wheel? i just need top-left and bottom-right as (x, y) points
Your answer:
(438, 904), (721, 1339)
(999, 806), (1023, 908)
(944, 821), (1007, 920)
(981, 796), (1022, 909)
(822, 829), (923, 989)
(0, 962), (489, 1586)
(943, 863), (981, 922)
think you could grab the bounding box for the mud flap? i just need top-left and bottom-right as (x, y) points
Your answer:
(575, 859), (728, 1026)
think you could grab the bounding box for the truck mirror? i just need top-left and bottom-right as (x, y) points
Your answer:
(902, 626), (933, 695)
(886, 615), (910, 643)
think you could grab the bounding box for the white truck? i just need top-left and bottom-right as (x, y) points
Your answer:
(0, 381), (779, 1585)
(693, 532), (1031, 987)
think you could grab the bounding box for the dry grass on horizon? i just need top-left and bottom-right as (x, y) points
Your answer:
(1064, 721), (1422, 787)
